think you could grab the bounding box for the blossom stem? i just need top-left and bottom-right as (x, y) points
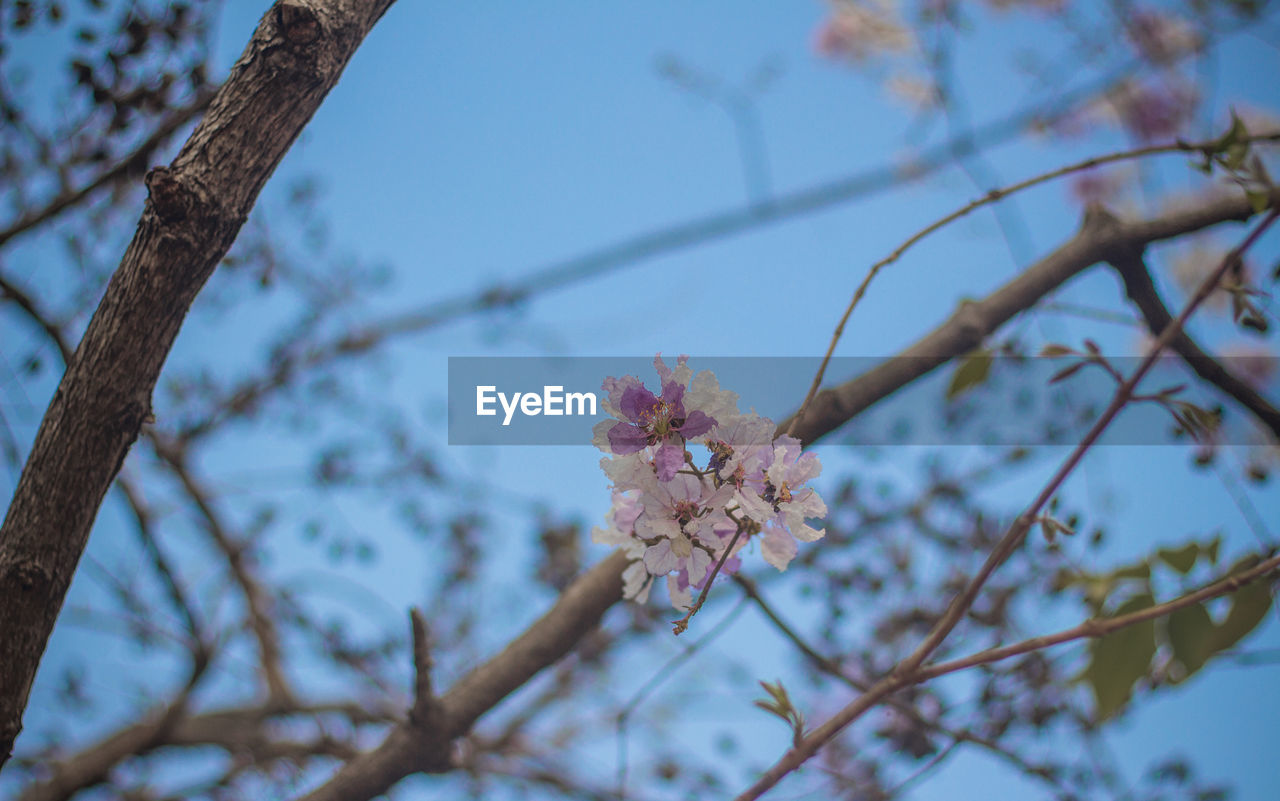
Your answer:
(672, 523), (747, 635)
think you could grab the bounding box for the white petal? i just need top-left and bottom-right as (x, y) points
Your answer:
(601, 453), (653, 491)
(791, 520), (825, 543)
(761, 528), (798, 570)
(643, 541), (680, 575)
(667, 574), (693, 611)
(686, 547), (713, 586)
(591, 525), (627, 546)
(636, 514), (681, 541)
(735, 488), (776, 524)
(687, 371), (740, 424)
(623, 560), (652, 602)
(592, 419), (617, 452)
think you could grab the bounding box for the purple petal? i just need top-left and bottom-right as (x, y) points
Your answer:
(677, 410), (715, 439)
(602, 375), (640, 411)
(660, 379), (685, 411)
(620, 384), (658, 421)
(607, 422), (649, 455)
(654, 441), (685, 481)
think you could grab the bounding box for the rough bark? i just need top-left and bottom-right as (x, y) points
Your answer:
(0, 0), (396, 767)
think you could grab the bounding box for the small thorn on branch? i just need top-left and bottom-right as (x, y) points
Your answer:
(407, 607), (455, 772)
(409, 607), (436, 720)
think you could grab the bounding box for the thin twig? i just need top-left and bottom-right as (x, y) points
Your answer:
(913, 551), (1280, 682)
(735, 575), (1071, 796)
(739, 206), (1280, 800)
(0, 92), (215, 250)
(786, 132), (1280, 438)
(176, 70), (1140, 445)
(616, 597), (748, 799)
(149, 435), (294, 704)
(672, 525), (746, 635)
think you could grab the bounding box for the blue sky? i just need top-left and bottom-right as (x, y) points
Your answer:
(4, 1), (1279, 798)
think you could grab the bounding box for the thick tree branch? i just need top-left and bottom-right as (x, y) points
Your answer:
(17, 701), (390, 801)
(291, 549), (630, 801)
(780, 192), (1275, 445)
(1106, 247), (1280, 440)
(0, 0), (396, 767)
(289, 197), (1275, 800)
(6, 259), (287, 703)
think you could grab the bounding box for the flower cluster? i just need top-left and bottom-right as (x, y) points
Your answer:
(591, 356), (827, 614)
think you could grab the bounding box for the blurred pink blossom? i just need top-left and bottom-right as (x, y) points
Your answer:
(1113, 80), (1198, 142)
(1128, 8), (1201, 65)
(813, 0), (912, 63)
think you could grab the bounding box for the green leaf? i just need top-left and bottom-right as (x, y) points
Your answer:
(1210, 111), (1249, 156)
(1111, 562), (1151, 581)
(1208, 562), (1272, 653)
(1166, 601), (1214, 680)
(1039, 343), (1077, 357)
(1246, 188), (1271, 214)
(1049, 361), (1086, 384)
(1170, 401), (1221, 442)
(947, 348), (993, 401)
(1224, 141), (1250, 172)
(1157, 543), (1200, 575)
(754, 679), (806, 745)
(1083, 592), (1157, 721)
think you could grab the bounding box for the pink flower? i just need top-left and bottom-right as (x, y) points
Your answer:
(594, 355), (728, 481)
(735, 436), (827, 570)
(1115, 80), (1198, 142)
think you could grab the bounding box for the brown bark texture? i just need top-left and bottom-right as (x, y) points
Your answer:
(0, 0), (395, 767)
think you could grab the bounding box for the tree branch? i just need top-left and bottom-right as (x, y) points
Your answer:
(914, 551), (1280, 683)
(291, 549), (629, 801)
(735, 575), (1070, 797)
(786, 134), (1280, 437)
(174, 69), (1138, 444)
(1106, 246), (1280, 440)
(0, 91), (216, 251)
(781, 192), (1276, 446)
(16, 701), (390, 801)
(737, 206), (1280, 800)
(0, 0), (397, 767)
(148, 435), (292, 703)
(289, 197), (1276, 800)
